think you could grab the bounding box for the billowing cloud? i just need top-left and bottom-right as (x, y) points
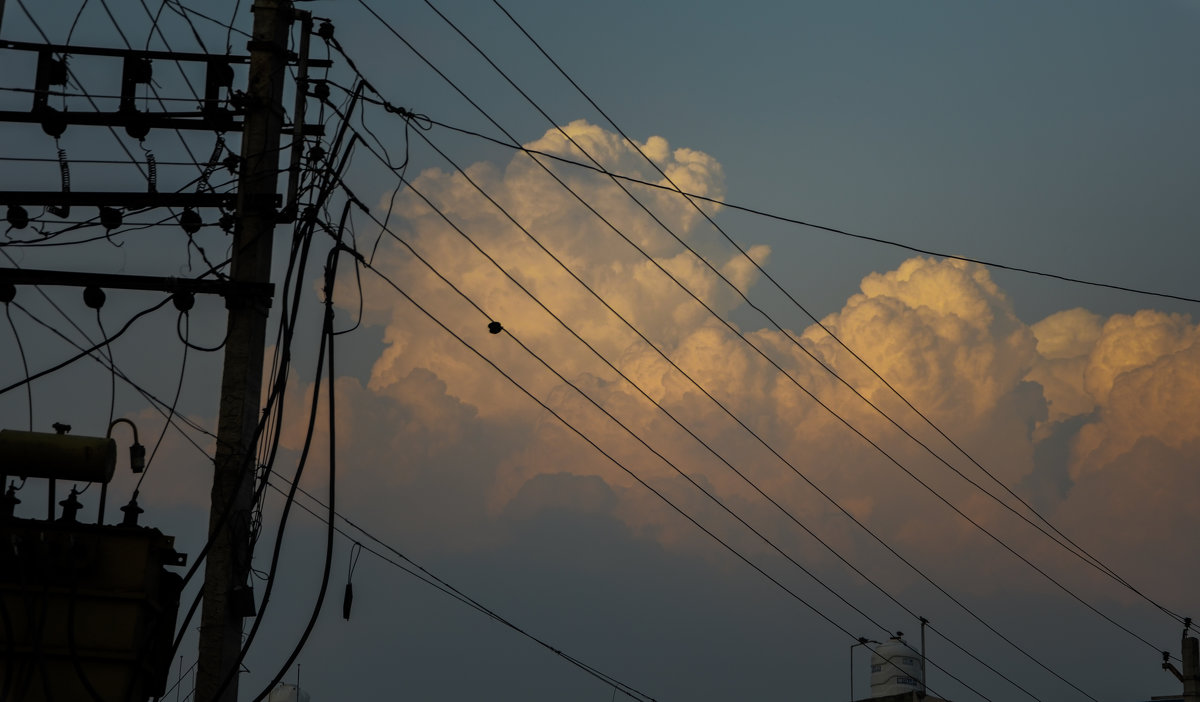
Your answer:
(298, 121), (1200, 615)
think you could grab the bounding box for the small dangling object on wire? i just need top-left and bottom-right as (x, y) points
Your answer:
(343, 541), (363, 620)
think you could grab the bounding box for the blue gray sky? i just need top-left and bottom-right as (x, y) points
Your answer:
(1, 2), (1199, 701)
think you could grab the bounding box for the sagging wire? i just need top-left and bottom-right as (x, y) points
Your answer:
(0, 295), (172, 398)
(246, 242), (344, 702)
(248, 120), (359, 558)
(131, 294), (193, 500)
(2, 288), (34, 430)
(175, 309), (227, 352)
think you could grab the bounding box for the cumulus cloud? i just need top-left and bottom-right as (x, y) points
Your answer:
(297, 121), (1200, 610)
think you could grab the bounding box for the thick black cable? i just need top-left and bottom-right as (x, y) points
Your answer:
(176, 310), (227, 351)
(0, 297), (172, 397)
(3, 303), (34, 430)
(246, 246), (343, 702)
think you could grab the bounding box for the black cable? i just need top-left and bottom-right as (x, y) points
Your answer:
(246, 246), (343, 702)
(7, 300), (218, 448)
(65, 0), (90, 45)
(428, 116), (1200, 308)
(204, 260), (334, 702)
(3, 303), (34, 430)
(0, 297), (173, 397)
(224, 0), (243, 53)
(176, 310), (227, 352)
(133, 309), (190, 496)
(158, 0), (251, 41)
(265, 476), (658, 702)
(96, 307), (117, 435)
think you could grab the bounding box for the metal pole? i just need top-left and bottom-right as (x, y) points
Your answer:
(196, 2), (291, 701)
(850, 637), (876, 702)
(920, 616), (929, 696)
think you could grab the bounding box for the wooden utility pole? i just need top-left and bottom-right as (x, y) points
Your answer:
(196, 1), (292, 700)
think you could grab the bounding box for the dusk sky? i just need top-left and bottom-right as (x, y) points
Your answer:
(2, 2), (1199, 701)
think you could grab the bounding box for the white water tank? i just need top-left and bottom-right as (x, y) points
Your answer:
(268, 683), (311, 702)
(870, 634), (923, 697)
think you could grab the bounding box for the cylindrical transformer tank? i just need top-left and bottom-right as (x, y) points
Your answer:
(870, 634), (923, 697)
(0, 429), (117, 483)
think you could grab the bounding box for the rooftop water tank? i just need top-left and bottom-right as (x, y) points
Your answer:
(268, 683), (311, 702)
(870, 633), (923, 698)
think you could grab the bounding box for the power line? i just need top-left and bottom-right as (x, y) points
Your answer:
(427, 117), (1200, 307)
(266, 475), (659, 701)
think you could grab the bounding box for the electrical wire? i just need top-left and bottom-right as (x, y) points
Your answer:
(0, 296), (173, 397)
(420, 117), (1200, 307)
(175, 310), (227, 351)
(245, 245), (343, 702)
(95, 307), (117, 435)
(133, 308), (190, 496)
(3, 302), (34, 430)
(265, 474), (659, 701)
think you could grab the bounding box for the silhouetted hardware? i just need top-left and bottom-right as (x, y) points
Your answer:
(0, 429), (117, 483)
(0, 39), (330, 138)
(0, 517), (186, 701)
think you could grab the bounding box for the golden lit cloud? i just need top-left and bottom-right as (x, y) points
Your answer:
(298, 122), (1200, 606)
